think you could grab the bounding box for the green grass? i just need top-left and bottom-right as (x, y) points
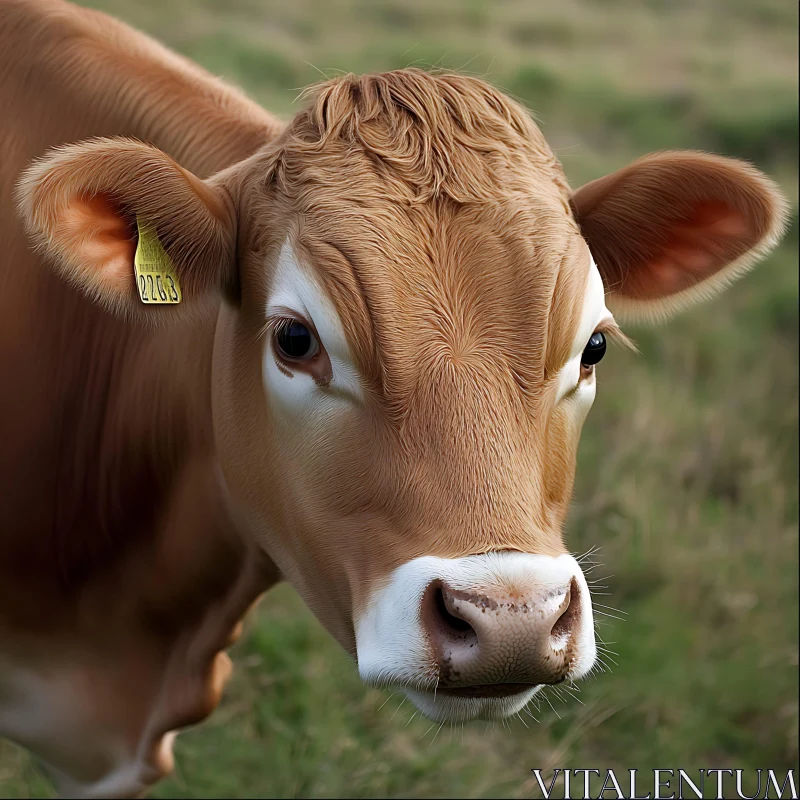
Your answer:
(1, 0), (797, 797)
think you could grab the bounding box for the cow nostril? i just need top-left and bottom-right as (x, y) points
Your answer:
(550, 576), (580, 642)
(422, 581), (477, 646)
(434, 586), (474, 635)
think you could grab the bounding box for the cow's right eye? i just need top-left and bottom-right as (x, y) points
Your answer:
(274, 320), (320, 361)
(581, 331), (606, 368)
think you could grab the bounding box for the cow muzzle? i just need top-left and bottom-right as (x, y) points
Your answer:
(355, 552), (596, 722)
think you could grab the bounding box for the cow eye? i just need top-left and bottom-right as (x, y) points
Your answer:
(274, 320), (320, 361)
(581, 331), (606, 367)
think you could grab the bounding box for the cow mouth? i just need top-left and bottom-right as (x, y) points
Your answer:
(402, 682), (542, 722)
(433, 683), (538, 699)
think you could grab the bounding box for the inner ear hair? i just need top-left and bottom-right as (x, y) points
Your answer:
(16, 136), (237, 322)
(571, 150), (790, 325)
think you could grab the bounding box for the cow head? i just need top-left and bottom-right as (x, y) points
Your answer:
(18, 70), (788, 724)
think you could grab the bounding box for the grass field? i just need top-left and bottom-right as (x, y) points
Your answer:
(1, 0), (797, 797)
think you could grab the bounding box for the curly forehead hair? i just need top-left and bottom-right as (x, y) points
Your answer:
(269, 68), (572, 205)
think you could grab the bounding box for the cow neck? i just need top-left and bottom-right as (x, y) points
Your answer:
(12, 290), (221, 597)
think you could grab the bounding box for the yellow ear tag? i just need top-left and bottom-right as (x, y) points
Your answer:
(133, 219), (182, 304)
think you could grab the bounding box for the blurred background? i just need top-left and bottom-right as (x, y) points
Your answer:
(1, 0), (797, 797)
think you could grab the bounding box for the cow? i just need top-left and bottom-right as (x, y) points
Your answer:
(0, 0), (789, 796)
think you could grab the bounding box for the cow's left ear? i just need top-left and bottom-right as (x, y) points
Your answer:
(16, 137), (237, 323)
(570, 151), (790, 323)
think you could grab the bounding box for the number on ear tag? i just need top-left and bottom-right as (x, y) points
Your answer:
(133, 219), (182, 304)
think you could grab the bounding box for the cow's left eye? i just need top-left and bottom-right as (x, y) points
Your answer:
(581, 331), (606, 367)
(274, 320), (320, 361)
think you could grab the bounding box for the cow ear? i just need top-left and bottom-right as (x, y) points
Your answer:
(570, 151), (789, 324)
(16, 137), (236, 322)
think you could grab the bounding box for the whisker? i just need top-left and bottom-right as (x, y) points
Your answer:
(377, 692), (396, 712)
(390, 697), (407, 722)
(594, 604), (628, 615)
(523, 705), (540, 723)
(594, 610), (627, 622)
(543, 691), (562, 719)
(562, 687), (586, 707)
(420, 722), (436, 740)
(594, 654), (615, 672)
(430, 720), (446, 745)
(574, 545), (603, 564)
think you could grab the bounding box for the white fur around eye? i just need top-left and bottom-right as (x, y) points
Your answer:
(263, 240), (362, 411)
(555, 256), (612, 406)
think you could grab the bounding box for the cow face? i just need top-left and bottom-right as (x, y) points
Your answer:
(18, 70), (788, 724)
(212, 124), (614, 722)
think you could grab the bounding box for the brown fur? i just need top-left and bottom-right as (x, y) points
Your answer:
(0, 0), (281, 793)
(1, 0), (789, 794)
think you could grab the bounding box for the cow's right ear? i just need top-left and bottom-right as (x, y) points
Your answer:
(15, 137), (236, 321)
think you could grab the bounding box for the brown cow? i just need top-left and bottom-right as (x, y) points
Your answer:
(0, 0), (789, 796)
